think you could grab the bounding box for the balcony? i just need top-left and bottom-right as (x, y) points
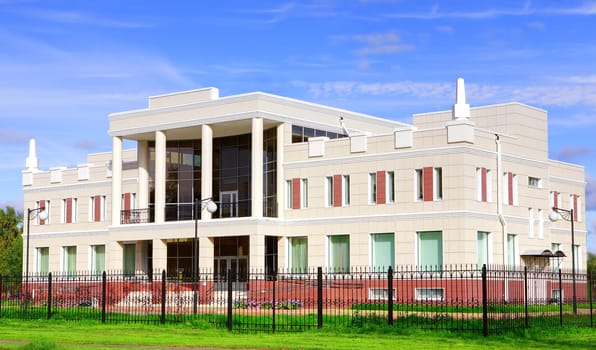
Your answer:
(121, 208), (154, 224)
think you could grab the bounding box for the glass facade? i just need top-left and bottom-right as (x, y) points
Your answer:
(213, 134), (251, 218)
(263, 128), (277, 217)
(372, 233), (394, 271)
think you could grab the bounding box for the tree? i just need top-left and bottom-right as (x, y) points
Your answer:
(588, 252), (596, 273)
(0, 206), (23, 276)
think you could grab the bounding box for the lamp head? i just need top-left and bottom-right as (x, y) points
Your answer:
(37, 210), (49, 221)
(205, 200), (217, 214)
(548, 211), (560, 222)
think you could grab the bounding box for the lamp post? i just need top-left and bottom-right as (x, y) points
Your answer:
(193, 197), (217, 314)
(25, 207), (48, 309)
(548, 207), (576, 315)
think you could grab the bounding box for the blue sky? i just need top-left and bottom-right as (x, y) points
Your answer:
(0, 1), (595, 252)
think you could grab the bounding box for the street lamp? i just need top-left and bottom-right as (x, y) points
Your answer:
(548, 207), (576, 315)
(193, 197), (217, 314)
(25, 207), (48, 308)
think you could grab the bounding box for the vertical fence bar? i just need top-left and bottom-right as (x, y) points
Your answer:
(558, 269), (563, 326)
(524, 266), (528, 329)
(482, 264), (488, 337)
(101, 271), (107, 323)
(388, 266), (393, 326)
(227, 268), (233, 331)
(589, 272), (593, 328)
(161, 270), (166, 324)
(317, 267), (323, 329)
(0, 275), (2, 316)
(47, 272), (52, 320)
(272, 273), (276, 333)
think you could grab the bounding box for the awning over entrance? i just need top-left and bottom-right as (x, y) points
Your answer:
(520, 249), (566, 258)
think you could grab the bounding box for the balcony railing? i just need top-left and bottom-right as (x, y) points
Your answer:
(121, 208), (153, 224)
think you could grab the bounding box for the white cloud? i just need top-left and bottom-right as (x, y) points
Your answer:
(586, 175), (596, 211)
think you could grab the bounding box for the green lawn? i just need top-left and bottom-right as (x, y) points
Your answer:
(0, 319), (593, 349)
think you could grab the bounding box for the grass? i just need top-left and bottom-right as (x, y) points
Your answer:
(0, 319), (593, 349)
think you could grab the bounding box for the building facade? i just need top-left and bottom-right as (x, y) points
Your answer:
(22, 79), (587, 281)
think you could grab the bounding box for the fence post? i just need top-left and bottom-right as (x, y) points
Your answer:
(272, 273), (276, 333)
(47, 272), (52, 320)
(524, 266), (528, 329)
(101, 271), (107, 323)
(558, 268), (563, 326)
(161, 270), (166, 324)
(589, 272), (593, 328)
(317, 267), (323, 329)
(388, 266), (393, 326)
(482, 264), (488, 337)
(227, 268), (233, 331)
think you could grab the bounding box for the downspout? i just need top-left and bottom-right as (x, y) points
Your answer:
(496, 134), (509, 300)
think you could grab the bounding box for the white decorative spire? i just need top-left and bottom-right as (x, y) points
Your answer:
(452, 77), (470, 120)
(25, 138), (39, 171)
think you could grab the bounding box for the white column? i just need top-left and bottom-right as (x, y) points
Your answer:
(201, 124), (214, 219)
(105, 240), (122, 271)
(198, 236), (214, 269)
(137, 140), (149, 209)
(276, 123), (285, 219)
(154, 131), (166, 223)
(111, 136), (123, 226)
(152, 238), (167, 272)
(250, 231), (265, 270)
(251, 117), (263, 218)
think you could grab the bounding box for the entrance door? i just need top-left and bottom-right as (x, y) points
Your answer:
(214, 256), (248, 291)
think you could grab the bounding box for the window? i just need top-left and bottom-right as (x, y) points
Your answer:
(477, 231), (490, 267)
(35, 200), (50, 225)
(551, 289), (562, 302)
(121, 193), (136, 211)
(342, 175), (350, 206)
(90, 245), (105, 275)
(538, 209), (544, 239)
(286, 178), (308, 209)
(415, 167), (442, 201)
(528, 208), (534, 238)
(291, 125), (345, 143)
(369, 288), (396, 301)
(415, 288), (444, 301)
(62, 246), (77, 275)
(507, 234), (517, 267)
(301, 179), (308, 208)
(570, 194), (581, 221)
(265, 236), (278, 279)
(36, 247), (49, 275)
(289, 237), (308, 273)
(371, 233), (394, 271)
(551, 243), (562, 271)
(528, 177), (542, 188)
(369, 173), (377, 204)
(329, 235), (350, 273)
(476, 168), (492, 202)
(418, 231), (442, 270)
(325, 176), (333, 207)
(326, 175), (349, 207)
(503, 172), (518, 206)
(61, 198), (77, 224)
(123, 243), (136, 276)
(550, 191), (561, 209)
(572, 245), (580, 271)
(387, 171), (395, 203)
(89, 195), (106, 222)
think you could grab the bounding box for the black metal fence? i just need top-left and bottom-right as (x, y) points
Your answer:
(1, 265), (593, 335)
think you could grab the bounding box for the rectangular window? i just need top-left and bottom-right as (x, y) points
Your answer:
(551, 243), (561, 271)
(528, 208), (534, 238)
(476, 168), (492, 202)
(342, 175), (350, 206)
(528, 177), (542, 188)
(371, 233), (394, 271)
(63, 246), (77, 275)
(121, 193), (136, 211)
(418, 231), (443, 270)
(89, 195), (106, 222)
(369, 173), (377, 204)
(325, 176), (333, 207)
(538, 209), (544, 239)
(301, 179), (308, 208)
(123, 243), (136, 276)
(90, 245), (105, 275)
(550, 191), (561, 209)
(386, 171), (395, 203)
(285, 180), (292, 209)
(329, 235), (350, 273)
(507, 234), (517, 267)
(36, 247), (49, 275)
(503, 172), (518, 206)
(570, 194), (581, 221)
(369, 288), (396, 301)
(61, 198), (77, 224)
(477, 231), (490, 268)
(415, 288), (444, 301)
(415, 167), (442, 201)
(289, 237), (308, 273)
